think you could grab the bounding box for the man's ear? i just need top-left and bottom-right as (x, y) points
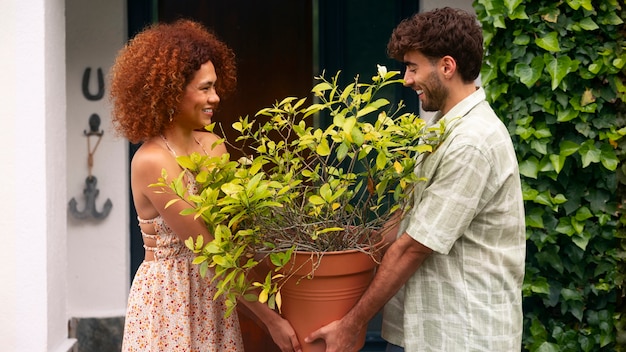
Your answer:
(440, 55), (456, 78)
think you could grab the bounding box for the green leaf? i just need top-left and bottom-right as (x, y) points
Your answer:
(536, 342), (560, 352)
(519, 156), (539, 178)
(549, 154), (565, 174)
(504, 0), (523, 14)
(308, 195), (325, 205)
(526, 207), (545, 228)
(514, 56), (543, 88)
(535, 32), (560, 52)
(530, 277), (550, 294)
(192, 255), (208, 265)
(376, 152), (387, 170)
(578, 17), (599, 31)
(572, 232), (591, 250)
(336, 142), (349, 161)
(544, 54), (577, 90)
(556, 217), (575, 236)
(599, 144), (619, 171)
(601, 11), (623, 25)
(557, 107), (578, 122)
(356, 98), (390, 118)
(316, 139), (331, 156)
(221, 182), (244, 195)
(574, 206), (593, 221)
(311, 82), (333, 93)
(559, 140), (580, 156)
(578, 140), (600, 167)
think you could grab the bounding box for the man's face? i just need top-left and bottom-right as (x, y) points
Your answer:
(402, 51), (448, 112)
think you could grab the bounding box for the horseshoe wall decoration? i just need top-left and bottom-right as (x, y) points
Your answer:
(82, 67), (104, 101)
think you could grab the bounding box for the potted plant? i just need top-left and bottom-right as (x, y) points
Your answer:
(153, 65), (445, 350)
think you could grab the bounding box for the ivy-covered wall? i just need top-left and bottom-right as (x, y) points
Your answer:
(474, 0), (626, 351)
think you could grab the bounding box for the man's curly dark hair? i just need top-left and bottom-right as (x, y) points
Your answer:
(109, 19), (237, 143)
(387, 7), (483, 83)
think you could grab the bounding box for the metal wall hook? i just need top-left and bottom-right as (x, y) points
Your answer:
(82, 67), (105, 101)
(69, 176), (113, 220)
(85, 113), (104, 136)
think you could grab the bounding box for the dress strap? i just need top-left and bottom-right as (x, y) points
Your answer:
(142, 231), (158, 252)
(137, 215), (156, 224)
(160, 134), (209, 157)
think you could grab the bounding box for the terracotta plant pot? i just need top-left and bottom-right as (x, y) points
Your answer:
(278, 248), (378, 352)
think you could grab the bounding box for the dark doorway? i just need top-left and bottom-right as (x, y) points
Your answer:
(158, 0), (314, 160)
(127, 1), (420, 351)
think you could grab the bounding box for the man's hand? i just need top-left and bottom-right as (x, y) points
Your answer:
(304, 318), (363, 352)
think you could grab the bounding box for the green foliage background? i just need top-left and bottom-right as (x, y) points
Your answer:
(474, 0), (626, 350)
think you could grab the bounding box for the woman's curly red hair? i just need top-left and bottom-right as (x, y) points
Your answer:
(109, 19), (237, 143)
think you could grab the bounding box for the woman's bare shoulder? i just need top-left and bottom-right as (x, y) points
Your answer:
(131, 140), (179, 179)
(193, 130), (227, 155)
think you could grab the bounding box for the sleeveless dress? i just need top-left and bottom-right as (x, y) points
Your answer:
(122, 136), (244, 351)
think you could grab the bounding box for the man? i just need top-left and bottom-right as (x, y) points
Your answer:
(305, 7), (526, 352)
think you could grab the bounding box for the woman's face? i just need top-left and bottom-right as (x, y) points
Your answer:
(176, 60), (220, 129)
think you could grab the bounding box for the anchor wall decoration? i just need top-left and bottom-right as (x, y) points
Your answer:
(69, 67), (112, 220)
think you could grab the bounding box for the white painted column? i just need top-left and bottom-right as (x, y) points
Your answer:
(66, 0), (129, 318)
(0, 0), (74, 351)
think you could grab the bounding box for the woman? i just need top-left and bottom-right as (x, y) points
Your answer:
(110, 19), (301, 352)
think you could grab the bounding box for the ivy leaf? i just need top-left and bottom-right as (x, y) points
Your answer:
(565, 0), (593, 10)
(529, 277), (550, 295)
(559, 140), (580, 156)
(526, 207), (545, 228)
(536, 32), (561, 52)
(601, 11), (623, 26)
(509, 4), (529, 20)
(549, 154), (566, 174)
(556, 217), (575, 236)
(519, 156), (540, 178)
(541, 8), (559, 23)
(536, 342), (560, 352)
(578, 18), (599, 31)
(578, 140), (601, 167)
(556, 107), (578, 122)
(599, 144), (619, 171)
(572, 232), (591, 251)
(580, 89), (596, 106)
(544, 54), (577, 90)
(504, 0), (523, 14)
(514, 56), (544, 88)
(574, 206), (593, 221)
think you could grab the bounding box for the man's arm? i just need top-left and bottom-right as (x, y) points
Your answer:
(305, 232), (432, 351)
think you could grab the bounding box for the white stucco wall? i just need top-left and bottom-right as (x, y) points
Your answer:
(421, 0), (475, 12)
(0, 0), (127, 350)
(66, 0), (129, 317)
(0, 0), (74, 350)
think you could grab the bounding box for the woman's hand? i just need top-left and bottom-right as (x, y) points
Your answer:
(237, 299), (302, 352)
(264, 314), (302, 352)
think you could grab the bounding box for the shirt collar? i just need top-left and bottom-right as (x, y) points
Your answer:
(429, 87), (485, 127)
